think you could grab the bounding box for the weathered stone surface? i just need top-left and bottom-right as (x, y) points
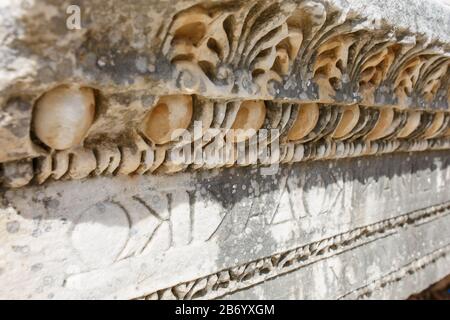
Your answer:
(0, 0), (449, 300)
(1, 151), (450, 299)
(1, 0), (450, 182)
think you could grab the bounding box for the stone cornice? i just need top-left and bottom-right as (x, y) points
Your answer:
(1, 0), (450, 188)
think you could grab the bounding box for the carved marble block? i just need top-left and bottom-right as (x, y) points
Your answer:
(0, 0), (449, 299)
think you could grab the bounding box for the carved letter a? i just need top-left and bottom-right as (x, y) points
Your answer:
(66, 5), (81, 30)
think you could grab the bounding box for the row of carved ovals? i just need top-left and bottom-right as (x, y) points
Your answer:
(33, 85), (96, 150)
(31, 86), (450, 151)
(140, 97), (268, 144)
(31, 86), (269, 150)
